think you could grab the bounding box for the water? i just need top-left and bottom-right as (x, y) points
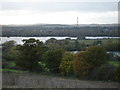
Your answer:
(85, 36), (120, 39)
(1, 36), (119, 44)
(0, 37), (77, 44)
(107, 51), (120, 57)
(0, 36), (119, 56)
(71, 51), (120, 57)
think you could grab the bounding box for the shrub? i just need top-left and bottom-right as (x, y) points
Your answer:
(116, 56), (120, 61)
(59, 52), (75, 76)
(73, 51), (92, 77)
(103, 41), (120, 51)
(86, 46), (107, 66)
(90, 64), (116, 81)
(2, 61), (8, 68)
(73, 46), (107, 78)
(114, 66), (120, 82)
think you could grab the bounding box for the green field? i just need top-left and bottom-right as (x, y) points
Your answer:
(0, 68), (25, 73)
(108, 61), (120, 67)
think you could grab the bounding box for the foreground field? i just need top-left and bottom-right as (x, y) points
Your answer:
(2, 72), (119, 88)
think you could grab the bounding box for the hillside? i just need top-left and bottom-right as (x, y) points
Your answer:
(1, 24), (119, 39)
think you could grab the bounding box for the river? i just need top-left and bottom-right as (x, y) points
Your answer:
(0, 37), (77, 44)
(85, 36), (120, 39)
(71, 51), (120, 57)
(0, 36), (119, 56)
(1, 36), (120, 44)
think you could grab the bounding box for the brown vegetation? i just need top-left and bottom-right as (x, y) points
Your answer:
(2, 72), (119, 88)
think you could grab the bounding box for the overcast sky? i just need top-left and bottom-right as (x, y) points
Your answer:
(0, 0), (119, 25)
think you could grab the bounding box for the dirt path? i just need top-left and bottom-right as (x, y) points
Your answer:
(2, 72), (120, 88)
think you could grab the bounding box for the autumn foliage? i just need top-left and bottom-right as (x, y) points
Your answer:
(73, 46), (107, 77)
(59, 52), (75, 76)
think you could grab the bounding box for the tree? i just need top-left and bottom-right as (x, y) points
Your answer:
(45, 38), (58, 44)
(73, 51), (92, 77)
(2, 40), (16, 52)
(86, 46), (107, 66)
(15, 38), (48, 71)
(44, 49), (64, 73)
(2, 41), (16, 61)
(73, 46), (107, 77)
(59, 52), (75, 76)
(104, 41), (120, 51)
(3, 46), (19, 62)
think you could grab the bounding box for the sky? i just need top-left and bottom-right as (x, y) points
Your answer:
(0, 0), (119, 25)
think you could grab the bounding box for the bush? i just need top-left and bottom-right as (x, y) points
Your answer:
(90, 64), (116, 81)
(59, 52), (75, 76)
(73, 51), (92, 77)
(43, 49), (64, 73)
(2, 61), (8, 68)
(104, 41), (120, 51)
(116, 56), (120, 61)
(73, 46), (107, 78)
(86, 46), (107, 66)
(114, 66), (120, 82)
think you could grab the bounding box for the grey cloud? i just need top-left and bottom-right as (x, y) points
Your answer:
(1, 2), (118, 12)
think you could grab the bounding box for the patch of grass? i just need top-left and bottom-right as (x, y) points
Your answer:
(0, 69), (26, 73)
(108, 61), (120, 67)
(78, 39), (96, 45)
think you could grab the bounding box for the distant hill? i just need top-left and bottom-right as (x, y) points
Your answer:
(1, 24), (119, 39)
(1, 23), (118, 28)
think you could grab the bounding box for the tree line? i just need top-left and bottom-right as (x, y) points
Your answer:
(2, 24), (119, 38)
(2, 38), (120, 82)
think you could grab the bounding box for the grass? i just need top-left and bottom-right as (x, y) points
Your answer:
(108, 61), (120, 67)
(0, 68), (26, 73)
(6, 61), (16, 68)
(3, 72), (119, 88)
